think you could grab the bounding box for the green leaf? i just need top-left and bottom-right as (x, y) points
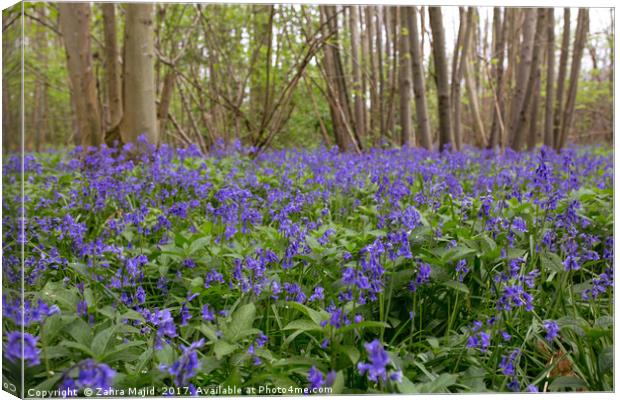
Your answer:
(31, 373), (64, 392)
(91, 325), (117, 356)
(60, 340), (94, 357)
(598, 345), (613, 374)
(442, 246), (476, 263)
(461, 366), (487, 392)
(199, 324), (220, 342)
(66, 318), (92, 346)
(337, 320), (389, 334)
(548, 376), (587, 391)
(338, 345), (360, 365)
(540, 252), (564, 272)
(223, 303), (256, 342)
(214, 340), (238, 360)
(188, 235), (212, 256)
(331, 371), (345, 394)
(417, 373), (457, 393)
(442, 280), (470, 294)
(286, 302), (329, 326)
(283, 319), (323, 332)
(397, 376), (418, 394)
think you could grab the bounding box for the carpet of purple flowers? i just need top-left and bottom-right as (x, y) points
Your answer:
(2, 141), (613, 394)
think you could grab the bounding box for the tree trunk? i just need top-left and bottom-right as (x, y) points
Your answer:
(429, 7), (453, 151)
(320, 5), (358, 152)
(365, 6), (378, 143)
(450, 7), (467, 150)
(553, 8), (570, 149)
(101, 3), (123, 146)
(158, 71), (176, 135)
(512, 9), (545, 150)
(121, 3), (159, 145)
(58, 3), (102, 149)
(349, 6), (365, 140)
(398, 7), (413, 147)
(543, 8), (555, 147)
(557, 9), (589, 149)
(408, 6), (432, 149)
(527, 73), (541, 150)
(463, 8), (486, 147)
(33, 7), (48, 152)
(507, 9), (536, 150)
(489, 7), (506, 149)
(375, 7), (385, 138)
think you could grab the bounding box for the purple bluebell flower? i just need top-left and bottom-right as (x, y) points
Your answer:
(456, 259), (469, 282)
(357, 339), (395, 383)
(308, 366), (325, 389)
(3, 331), (40, 366)
(60, 359), (116, 391)
(542, 320), (559, 342)
(161, 339), (204, 386)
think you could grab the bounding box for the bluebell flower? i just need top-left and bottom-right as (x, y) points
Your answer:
(542, 320), (559, 342)
(161, 339), (204, 386)
(3, 331), (40, 366)
(357, 339), (396, 383)
(60, 359), (116, 391)
(308, 366), (324, 389)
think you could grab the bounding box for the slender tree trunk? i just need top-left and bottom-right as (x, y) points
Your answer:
(58, 3), (102, 149)
(158, 71), (176, 135)
(101, 3), (123, 145)
(558, 9), (589, 149)
(33, 7), (48, 152)
(463, 8), (487, 147)
(398, 7), (413, 147)
(429, 7), (453, 151)
(375, 6), (385, 138)
(512, 8), (546, 150)
(451, 7), (467, 150)
(365, 6), (378, 143)
(489, 7), (506, 149)
(553, 8), (570, 149)
(320, 5), (358, 152)
(543, 8), (555, 147)
(527, 73), (541, 150)
(349, 6), (365, 140)
(121, 3), (159, 145)
(508, 9), (536, 150)
(408, 6), (432, 149)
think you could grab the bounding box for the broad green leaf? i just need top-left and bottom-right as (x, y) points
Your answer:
(214, 340), (238, 360)
(91, 325), (117, 356)
(224, 303), (256, 342)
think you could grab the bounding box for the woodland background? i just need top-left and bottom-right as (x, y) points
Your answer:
(1, 2), (614, 154)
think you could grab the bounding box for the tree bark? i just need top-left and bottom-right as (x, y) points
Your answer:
(121, 3), (159, 145)
(408, 6), (432, 149)
(375, 7), (385, 138)
(349, 6), (365, 140)
(365, 6), (378, 142)
(543, 8), (555, 147)
(58, 2), (102, 149)
(557, 9), (589, 149)
(553, 8), (570, 149)
(398, 7), (413, 147)
(429, 7), (453, 151)
(101, 3), (123, 145)
(489, 7), (506, 149)
(450, 7), (467, 150)
(320, 5), (358, 152)
(463, 8), (487, 147)
(507, 8), (536, 150)
(512, 9), (545, 150)
(158, 71), (176, 135)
